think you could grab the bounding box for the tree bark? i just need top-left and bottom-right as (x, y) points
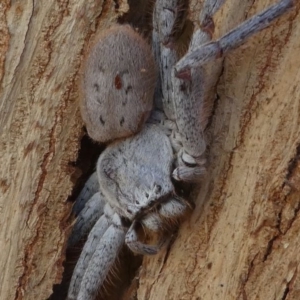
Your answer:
(137, 1), (300, 299)
(0, 1), (127, 299)
(0, 0), (299, 300)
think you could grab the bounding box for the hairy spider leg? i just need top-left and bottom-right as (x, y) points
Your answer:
(175, 0), (295, 74)
(77, 213), (126, 300)
(68, 190), (106, 247)
(151, 0), (218, 181)
(167, 0), (293, 181)
(68, 204), (126, 300)
(72, 172), (99, 215)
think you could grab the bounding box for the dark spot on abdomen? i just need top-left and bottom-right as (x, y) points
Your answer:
(98, 65), (105, 73)
(120, 117), (125, 126)
(94, 83), (99, 92)
(125, 85), (132, 95)
(99, 115), (105, 125)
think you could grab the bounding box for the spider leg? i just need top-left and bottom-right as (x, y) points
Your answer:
(199, 0), (225, 27)
(125, 197), (192, 255)
(72, 172), (99, 216)
(76, 212), (127, 300)
(176, 0), (295, 76)
(172, 0), (294, 181)
(68, 191), (106, 247)
(67, 204), (126, 300)
(152, 0), (188, 120)
(152, 0), (208, 181)
(170, 0), (225, 181)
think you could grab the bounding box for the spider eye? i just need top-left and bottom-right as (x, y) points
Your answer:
(135, 200), (140, 205)
(145, 192), (149, 198)
(127, 208), (133, 214)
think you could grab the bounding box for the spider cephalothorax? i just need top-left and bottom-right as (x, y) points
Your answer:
(67, 0), (294, 299)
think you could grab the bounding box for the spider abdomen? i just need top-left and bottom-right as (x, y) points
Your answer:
(80, 25), (157, 143)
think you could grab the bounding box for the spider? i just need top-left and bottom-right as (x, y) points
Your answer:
(66, 0), (294, 299)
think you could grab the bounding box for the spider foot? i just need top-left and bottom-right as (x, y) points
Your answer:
(125, 197), (193, 255)
(173, 150), (207, 182)
(173, 164), (206, 182)
(125, 220), (170, 255)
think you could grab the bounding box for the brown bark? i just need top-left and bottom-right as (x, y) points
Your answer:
(0, 1), (127, 299)
(1, 0), (300, 300)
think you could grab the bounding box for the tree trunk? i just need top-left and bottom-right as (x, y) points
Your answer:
(0, 1), (299, 300)
(0, 1), (127, 299)
(137, 1), (300, 299)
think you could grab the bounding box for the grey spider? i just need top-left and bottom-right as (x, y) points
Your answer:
(67, 0), (294, 299)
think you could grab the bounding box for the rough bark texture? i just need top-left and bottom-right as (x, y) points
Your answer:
(0, 1), (127, 299)
(136, 1), (300, 299)
(0, 0), (299, 300)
